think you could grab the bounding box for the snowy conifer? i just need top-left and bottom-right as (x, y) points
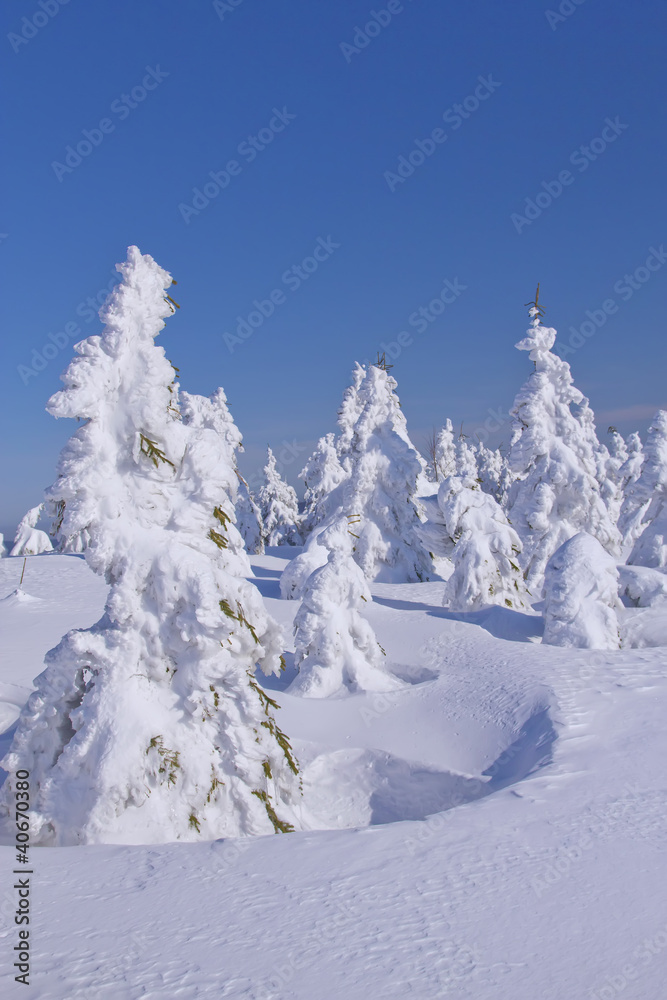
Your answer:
(290, 520), (400, 697)
(336, 362), (366, 469)
(507, 301), (620, 592)
(606, 427), (628, 486)
(236, 477), (264, 555)
(543, 533), (621, 649)
(258, 448), (302, 546)
(618, 432), (648, 547)
(439, 476), (529, 611)
(627, 412), (667, 569)
(0, 246), (301, 845)
(475, 443), (511, 505)
(299, 433), (346, 538)
(434, 419), (457, 481)
(10, 504), (53, 556)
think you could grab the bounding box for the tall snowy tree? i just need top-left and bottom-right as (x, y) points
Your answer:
(543, 533), (621, 649)
(0, 246), (301, 845)
(10, 504), (53, 556)
(257, 448), (302, 546)
(439, 476), (529, 611)
(627, 411), (667, 569)
(235, 476), (264, 555)
(299, 433), (346, 538)
(281, 362), (432, 595)
(507, 297), (620, 593)
(290, 520), (400, 697)
(336, 362), (366, 470)
(618, 431), (648, 548)
(434, 419), (457, 482)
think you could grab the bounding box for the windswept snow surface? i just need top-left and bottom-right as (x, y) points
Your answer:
(2, 552), (667, 998)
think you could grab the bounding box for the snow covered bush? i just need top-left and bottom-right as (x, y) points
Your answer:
(439, 476), (529, 611)
(0, 246), (301, 845)
(258, 448), (302, 546)
(507, 305), (620, 593)
(10, 504), (53, 556)
(542, 533), (621, 649)
(290, 520), (400, 698)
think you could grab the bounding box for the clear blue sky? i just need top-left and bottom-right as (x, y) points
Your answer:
(1, 0), (666, 533)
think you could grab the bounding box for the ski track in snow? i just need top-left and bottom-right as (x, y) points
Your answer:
(1, 553), (667, 998)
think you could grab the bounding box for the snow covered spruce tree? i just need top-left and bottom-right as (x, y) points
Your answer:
(236, 477), (265, 555)
(543, 533), (621, 649)
(439, 476), (529, 611)
(0, 246), (301, 845)
(627, 411), (667, 569)
(290, 520), (400, 697)
(336, 362), (366, 470)
(434, 419), (457, 481)
(507, 293), (620, 593)
(618, 431), (648, 548)
(9, 504), (53, 556)
(299, 432), (346, 539)
(257, 447), (302, 546)
(281, 361), (431, 597)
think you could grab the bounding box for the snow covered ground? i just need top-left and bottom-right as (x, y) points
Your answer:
(1, 551), (667, 998)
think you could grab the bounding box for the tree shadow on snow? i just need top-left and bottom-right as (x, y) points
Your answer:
(371, 596), (543, 643)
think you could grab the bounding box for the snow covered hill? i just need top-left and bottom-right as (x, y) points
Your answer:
(1, 552), (666, 998)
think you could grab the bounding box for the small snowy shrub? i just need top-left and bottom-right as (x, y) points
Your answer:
(290, 521), (400, 698)
(542, 532), (621, 649)
(10, 504), (53, 556)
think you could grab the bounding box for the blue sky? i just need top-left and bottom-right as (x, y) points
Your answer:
(1, 0), (666, 533)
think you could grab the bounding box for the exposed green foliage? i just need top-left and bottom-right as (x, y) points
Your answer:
(140, 434), (175, 470)
(251, 789), (294, 834)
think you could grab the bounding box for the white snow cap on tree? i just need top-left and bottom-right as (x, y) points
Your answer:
(507, 303), (620, 593)
(440, 476), (529, 611)
(0, 246), (301, 845)
(626, 412), (667, 567)
(618, 431), (648, 547)
(299, 432), (346, 538)
(258, 447), (302, 546)
(10, 504), (53, 556)
(290, 520), (400, 698)
(543, 532), (621, 649)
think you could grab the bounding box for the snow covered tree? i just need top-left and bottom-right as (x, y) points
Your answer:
(281, 362), (431, 595)
(0, 246), (301, 845)
(618, 431), (648, 547)
(606, 427), (628, 486)
(235, 477), (264, 555)
(290, 520), (400, 697)
(10, 504), (53, 556)
(257, 448), (302, 546)
(434, 419), (457, 481)
(543, 533), (621, 649)
(507, 299), (620, 593)
(439, 476), (529, 611)
(626, 412), (667, 567)
(299, 433), (346, 538)
(336, 362), (366, 469)
(475, 442), (512, 506)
